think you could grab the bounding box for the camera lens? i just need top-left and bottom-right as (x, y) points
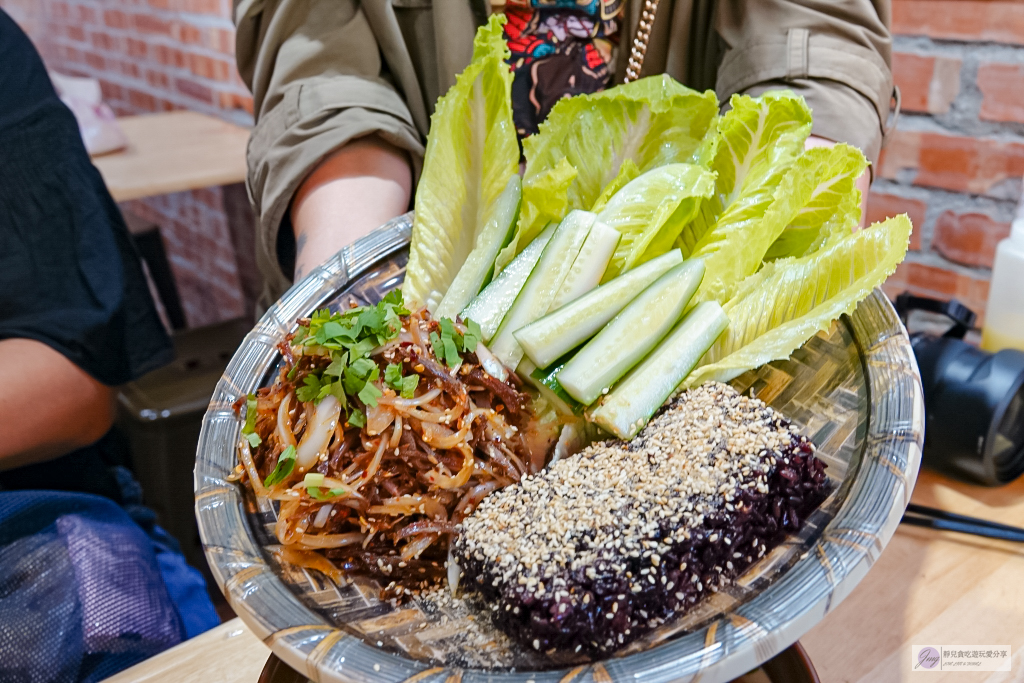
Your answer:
(912, 334), (1024, 485)
(992, 385), (1024, 482)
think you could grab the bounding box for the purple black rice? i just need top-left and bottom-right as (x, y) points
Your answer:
(451, 382), (830, 656)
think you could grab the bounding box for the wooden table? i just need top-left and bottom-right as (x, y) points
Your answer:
(90, 109), (261, 319)
(105, 468), (1024, 682)
(802, 468), (1024, 682)
(91, 111), (249, 203)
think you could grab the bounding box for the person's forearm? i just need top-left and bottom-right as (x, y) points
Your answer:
(290, 136), (413, 281)
(805, 134), (871, 228)
(0, 338), (115, 470)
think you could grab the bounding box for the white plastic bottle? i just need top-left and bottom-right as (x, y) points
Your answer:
(981, 214), (1024, 353)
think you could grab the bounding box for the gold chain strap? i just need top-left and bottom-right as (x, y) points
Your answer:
(624, 0), (661, 82)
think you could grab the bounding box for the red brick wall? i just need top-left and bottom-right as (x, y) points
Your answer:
(0, 0), (252, 121)
(878, 0), (1024, 324)
(1, 0), (253, 328)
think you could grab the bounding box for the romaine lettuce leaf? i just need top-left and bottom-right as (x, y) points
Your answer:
(501, 76), (718, 269)
(683, 214), (912, 387)
(679, 92), (811, 262)
(403, 15), (519, 309)
(764, 144), (867, 260)
(596, 163), (715, 279)
(688, 143), (867, 307)
(590, 159), (640, 214)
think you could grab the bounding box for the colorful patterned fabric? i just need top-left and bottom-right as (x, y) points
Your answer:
(503, 0), (622, 139)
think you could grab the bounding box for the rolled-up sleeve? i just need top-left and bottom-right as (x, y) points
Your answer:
(234, 0), (426, 297)
(715, 0), (893, 166)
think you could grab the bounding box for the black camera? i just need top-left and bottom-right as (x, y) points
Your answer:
(897, 294), (1024, 486)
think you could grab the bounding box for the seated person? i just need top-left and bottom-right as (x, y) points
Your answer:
(233, 0), (893, 300)
(0, 10), (219, 682)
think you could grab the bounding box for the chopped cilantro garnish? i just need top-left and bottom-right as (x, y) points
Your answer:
(347, 337), (377, 359)
(323, 351), (348, 377)
(401, 374), (419, 399)
(308, 486), (348, 501)
(381, 289), (407, 309)
(463, 318), (482, 352)
(284, 292), (417, 411)
(328, 380), (348, 408)
(295, 375), (322, 403)
(429, 331), (446, 363)
(342, 357), (379, 398)
(438, 318), (461, 364)
(358, 381), (383, 408)
(348, 357), (377, 380)
(243, 395), (258, 431)
(348, 408), (366, 428)
(263, 445), (296, 487)
(241, 394), (262, 447)
(301, 291), (409, 355)
(357, 305), (385, 334)
(383, 361), (416, 398)
(430, 317), (480, 367)
(320, 321), (347, 340)
(384, 362), (404, 391)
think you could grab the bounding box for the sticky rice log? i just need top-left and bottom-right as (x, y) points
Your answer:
(452, 383), (830, 655)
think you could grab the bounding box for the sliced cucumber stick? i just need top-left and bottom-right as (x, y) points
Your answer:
(461, 223), (554, 341)
(557, 259), (705, 405)
(550, 220), (620, 310)
(514, 250), (683, 369)
(590, 301), (729, 439)
(489, 210), (596, 368)
(434, 175), (521, 319)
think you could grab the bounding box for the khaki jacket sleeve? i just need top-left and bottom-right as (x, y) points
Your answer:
(233, 0), (426, 299)
(715, 0), (894, 167)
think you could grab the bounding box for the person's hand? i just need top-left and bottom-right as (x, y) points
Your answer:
(805, 134), (871, 229)
(290, 136), (413, 281)
(0, 338), (115, 470)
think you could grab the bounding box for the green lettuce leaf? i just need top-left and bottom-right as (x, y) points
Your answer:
(590, 159), (640, 214)
(763, 144), (867, 260)
(688, 143), (867, 307)
(596, 163), (715, 279)
(504, 76), (718, 268)
(683, 214), (913, 387)
(679, 91), (812, 258)
(403, 15), (518, 308)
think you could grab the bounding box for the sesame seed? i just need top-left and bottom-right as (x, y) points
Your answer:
(450, 382), (826, 657)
